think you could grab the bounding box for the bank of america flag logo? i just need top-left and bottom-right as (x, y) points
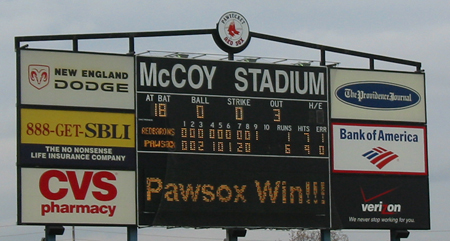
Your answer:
(362, 147), (399, 169)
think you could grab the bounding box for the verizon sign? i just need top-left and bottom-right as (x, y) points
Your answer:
(20, 168), (136, 225)
(332, 175), (430, 229)
(332, 123), (427, 175)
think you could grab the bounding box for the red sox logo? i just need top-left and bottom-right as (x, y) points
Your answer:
(28, 64), (50, 90)
(217, 12), (250, 49)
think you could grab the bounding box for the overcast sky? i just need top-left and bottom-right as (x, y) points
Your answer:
(1, 1), (450, 240)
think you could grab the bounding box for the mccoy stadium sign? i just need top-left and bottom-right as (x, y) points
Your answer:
(139, 60), (325, 95)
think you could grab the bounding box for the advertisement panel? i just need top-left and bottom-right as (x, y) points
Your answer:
(331, 174), (430, 229)
(332, 123), (427, 175)
(20, 108), (135, 169)
(20, 168), (136, 225)
(20, 50), (134, 109)
(330, 68), (426, 123)
(136, 56), (331, 228)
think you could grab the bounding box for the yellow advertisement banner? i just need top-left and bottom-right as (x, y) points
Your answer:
(21, 109), (135, 148)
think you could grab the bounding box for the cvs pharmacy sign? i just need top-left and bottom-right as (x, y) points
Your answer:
(39, 170), (117, 217)
(20, 168), (136, 225)
(40, 170), (117, 201)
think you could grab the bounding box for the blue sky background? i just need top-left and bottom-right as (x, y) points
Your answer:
(1, 1), (449, 240)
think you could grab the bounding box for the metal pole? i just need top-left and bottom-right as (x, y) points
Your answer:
(228, 52), (234, 61)
(320, 48), (326, 66)
(391, 230), (400, 241)
(226, 229), (238, 241)
(225, 229), (246, 241)
(45, 226), (56, 241)
(127, 226), (138, 241)
(390, 229), (409, 241)
(72, 226), (75, 241)
(45, 233), (56, 241)
(320, 229), (331, 241)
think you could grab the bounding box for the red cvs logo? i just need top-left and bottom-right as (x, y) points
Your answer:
(28, 65), (50, 90)
(39, 170), (117, 201)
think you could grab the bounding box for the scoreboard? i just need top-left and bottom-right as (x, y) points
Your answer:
(136, 56), (331, 228)
(137, 57), (329, 157)
(137, 93), (327, 157)
(15, 23), (429, 230)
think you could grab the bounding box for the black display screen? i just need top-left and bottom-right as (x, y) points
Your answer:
(136, 56), (330, 228)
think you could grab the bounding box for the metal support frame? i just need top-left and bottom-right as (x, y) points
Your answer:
(127, 226), (138, 241)
(15, 28), (421, 72)
(45, 225), (65, 241)
(320, 229), (331, 241)
(225, 228), (247, 241)
(390, 229), (410, 241)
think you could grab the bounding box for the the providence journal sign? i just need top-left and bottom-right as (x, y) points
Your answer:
(17, 49), (136, 225)
(330, 69), (426, 123)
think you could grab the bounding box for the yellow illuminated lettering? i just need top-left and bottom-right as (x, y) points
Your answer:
(226, 129), (232, 139)
(234, 185), (247, 203)
(285, 144), (291, 154)
(290, 186), (303, 204)
(282, 181), (287, 204)
(235, 107), (244, 120)
(190, 128), (196, 138)
(190, 141), (196, 151)
(146, 177), (163, 201)
(154, 103), (167, 117)
(304, 145), (310, 154)
(237, 130), (243, 140)
(179, 184), (201, 202)
(217, 129), (224, 139)
(254, 180), (280, 203)
(181, 128), (187, 138)
(304, 132), (310, 142)
(182, 140), (188, 150)
(164, 183), (179, 202)
(319, 145), (325, 155)
(237, 142), (243, 152)
(245, 130), (251, 140)
(245, 143), (251, 153)
(198, 129), (204, 138)
(218, 142), (224, 152)
(201, 184), (215, 202)
(198, 141), (204, 151)
(196, 105), (204, 119)
(273, 109), (281, 122)
(216, 185), (232, 202)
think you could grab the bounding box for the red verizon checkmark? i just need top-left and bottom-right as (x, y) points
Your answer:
(360, 187), (397, 202)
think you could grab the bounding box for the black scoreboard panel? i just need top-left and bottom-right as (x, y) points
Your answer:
(138, 153), (330, 228)
(136, 56), (330, 228)
(137, 93), (327, 157)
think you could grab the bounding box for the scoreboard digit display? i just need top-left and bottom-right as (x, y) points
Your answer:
(136, 56), (330, 228)
(138, 94), (327, 157)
